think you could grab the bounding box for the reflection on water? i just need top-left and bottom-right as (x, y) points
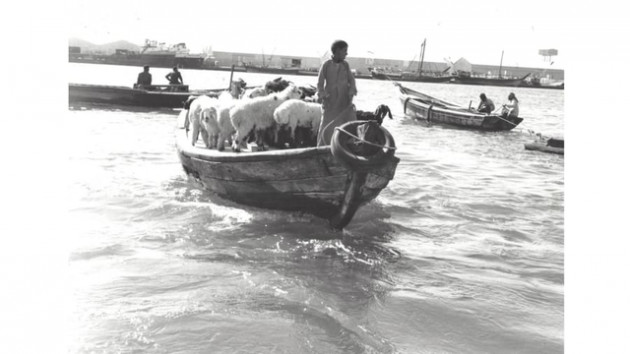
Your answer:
(68, 63), (563, 353)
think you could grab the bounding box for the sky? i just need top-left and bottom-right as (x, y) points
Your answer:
(67, 0), (570, 69)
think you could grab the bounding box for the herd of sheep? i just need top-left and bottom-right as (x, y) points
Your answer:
(185, 78), (322, 152)
(184, 77), (393, 152)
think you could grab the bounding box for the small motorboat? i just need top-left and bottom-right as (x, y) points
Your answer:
(524, 137), (564, 155)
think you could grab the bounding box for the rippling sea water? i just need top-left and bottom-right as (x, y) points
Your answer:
(67, 63), (563, 353)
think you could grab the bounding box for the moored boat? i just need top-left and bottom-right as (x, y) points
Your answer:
(175, 113), (399, 229)
(371, 70), (453, 83)
(395, 82), (523, 131)
(453, 73), (530, 87)
(69, 83), (228, 108)
(244, 65), (301, 75)
(524, 137), (564, 155)
(370, 39), (453, 84)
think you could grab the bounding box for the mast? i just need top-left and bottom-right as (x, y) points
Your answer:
(498, 50), (504, 79)
(418, 38), (426, 76)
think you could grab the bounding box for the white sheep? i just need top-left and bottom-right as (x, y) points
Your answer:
(188, 95), (219, 148)
(273, 99), (322, 146)
(229, 84), (302, 152)
(216, 100), (237, 151)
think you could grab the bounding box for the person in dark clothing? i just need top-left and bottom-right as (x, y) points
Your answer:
(476, 93), (495, 114)
(166, 67), (183, 85)
(136, 65), (152, 87)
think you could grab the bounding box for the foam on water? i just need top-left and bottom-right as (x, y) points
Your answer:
(68, 63), (563, 353)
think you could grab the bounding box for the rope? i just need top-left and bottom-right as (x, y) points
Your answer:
(489, 107), (553, 141)
(493, 113), (519, 127)
(334, 126), (397, 151)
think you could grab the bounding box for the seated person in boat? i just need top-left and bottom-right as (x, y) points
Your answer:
(501, 92), (519, 118)
(316, 40), (358, 146)
(135, 65), (152, 88)
(476, 93), (495, 114)
(166, 67), (184, 85)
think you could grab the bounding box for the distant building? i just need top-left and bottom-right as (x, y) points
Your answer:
(68, 45), (564, 81)
(209, 51), (563, 80)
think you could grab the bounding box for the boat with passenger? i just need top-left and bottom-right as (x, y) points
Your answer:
(175, 111), (399, 229)
(395, 82), (523, 131)
(68, 83), (239, 108)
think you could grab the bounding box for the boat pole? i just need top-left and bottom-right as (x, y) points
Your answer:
(228, 64), (235, 90)
(498, 50), (504, 79)
(418, 38), (426, 76)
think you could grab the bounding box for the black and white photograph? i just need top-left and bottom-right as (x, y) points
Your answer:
(3, 0), (630, 353)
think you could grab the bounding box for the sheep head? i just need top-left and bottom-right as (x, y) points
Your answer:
(286, 84), (302, 100)
(200, 107), (218, 131)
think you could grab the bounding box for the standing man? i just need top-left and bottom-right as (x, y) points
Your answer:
(136, 65), (152, 88)
(316, 39), (358, 146)
(166, 67), (183, 85)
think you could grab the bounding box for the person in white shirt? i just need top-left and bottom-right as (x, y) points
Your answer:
(501, 92), (519, 118)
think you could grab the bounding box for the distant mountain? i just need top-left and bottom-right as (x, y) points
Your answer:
(68, 37), (96, 49)
(99, 40), (141, 52)
(68, 38), (141, 54)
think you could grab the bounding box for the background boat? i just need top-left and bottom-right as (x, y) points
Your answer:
(69, 83), (227, 108)
(396, 82), (523, 131)
(370, 39), (453, 83)
(453, 73), (531, 87)
(244, 64), (301, 75)
(525, 137), (564, 155)
(371, 70), (453, 83)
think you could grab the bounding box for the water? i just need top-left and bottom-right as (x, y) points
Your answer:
(68, 63), (563, 353)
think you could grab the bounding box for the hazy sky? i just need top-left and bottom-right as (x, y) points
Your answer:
(67, 0), (568, 69)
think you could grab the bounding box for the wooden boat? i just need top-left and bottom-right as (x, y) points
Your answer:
(175, 112), (399, 229)
(452, 50), (530, 87)
(524, 137), (564, 155)
(370, 39), (453, 84)
(371, 70), (453, 83)
(68, 83), (228, 108)
(453, 73), (530, 87)
(244, 65), (301, 75)
(395, 82), (523, 131)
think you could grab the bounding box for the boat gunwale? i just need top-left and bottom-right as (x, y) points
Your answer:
(176, 127), (334, 163)
(524, 142), (564, 155)
(402, 95), (492, 119)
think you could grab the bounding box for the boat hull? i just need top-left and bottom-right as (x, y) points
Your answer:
(371, 71), (453, 83)
(69, 83), (193, 108)
(244, 65), (301, 75)
(175, 123), (399, 228)
(69, 83), (227, 108)
(396, 83), (523, 131)
(453, 76), (526, 87)
(524, 138), (564, 155)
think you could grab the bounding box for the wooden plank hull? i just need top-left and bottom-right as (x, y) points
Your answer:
(244, 65), (301, 75)
(524, 141), (564, 155)
(175, 125), (399, 228)
(396, 83), (523, 131)
(453, 76), (527, 87)
(68, 83), (226, 108)
(371, 71), (453, 83)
